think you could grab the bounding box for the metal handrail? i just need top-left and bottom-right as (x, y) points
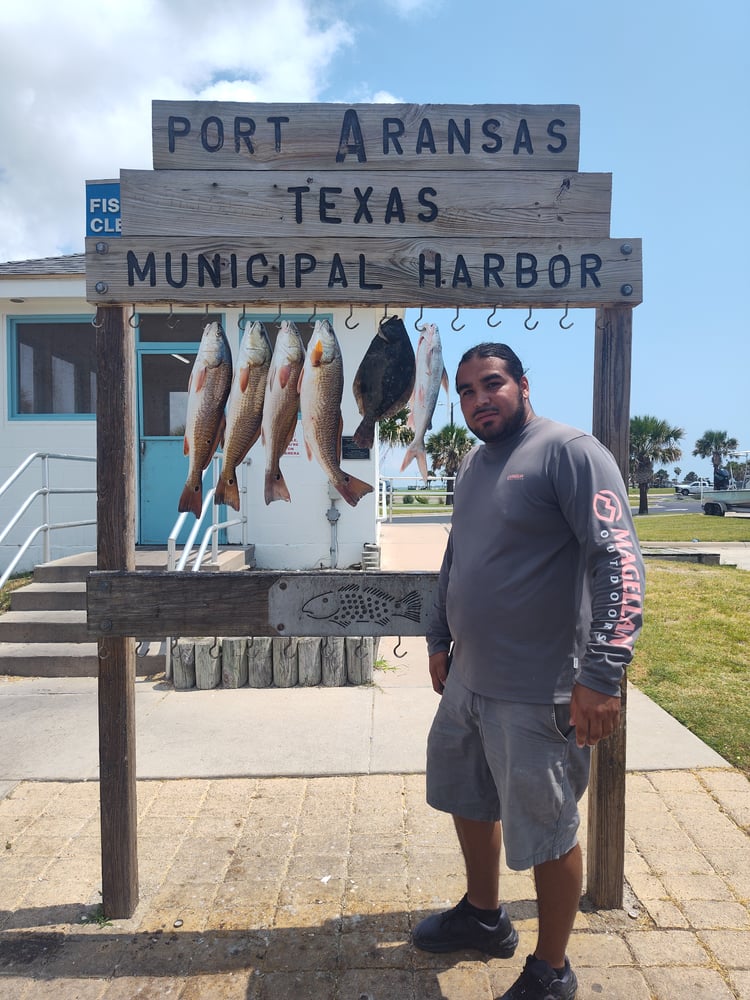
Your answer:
(0, 452), (96, 588)
(377, 475), (456, 522)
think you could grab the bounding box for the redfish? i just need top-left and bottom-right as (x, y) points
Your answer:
(214, 321), (271, 511)
(178, 322), (232, 516)
(261, 321), (305, 504)
(299, 319), (373, 507)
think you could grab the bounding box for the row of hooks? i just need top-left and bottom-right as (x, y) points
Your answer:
(93, 303), (574, 333)
(156, 635), (401, 660)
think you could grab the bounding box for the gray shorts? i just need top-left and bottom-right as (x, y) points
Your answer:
(425, 672), (590, 871)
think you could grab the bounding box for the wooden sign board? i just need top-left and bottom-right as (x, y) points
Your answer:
(120, 168), (611, 240)
(87, 570), (440, 638)
(153, 102), (580, 172)
(85, 236), (642, 308)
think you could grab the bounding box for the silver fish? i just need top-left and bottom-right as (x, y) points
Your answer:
(178, 321), (232, 516)
(261, 320), (305, 504)
(400, 322), (449, 484)
(302, 584), (422, 628)
(299, 318), (373, 507)
(215, 321), (272, 511)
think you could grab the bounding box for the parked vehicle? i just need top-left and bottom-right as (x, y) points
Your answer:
(675, 478), (712, 496)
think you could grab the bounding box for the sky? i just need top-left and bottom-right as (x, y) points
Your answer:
(1, 0), (748, 482)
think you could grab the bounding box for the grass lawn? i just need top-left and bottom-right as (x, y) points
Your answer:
(633, 513), (750, 542)
(632, 560), (750, 776)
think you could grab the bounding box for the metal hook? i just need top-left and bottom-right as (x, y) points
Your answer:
(97, 643), (110, 661)
(205, 303), (210, 316)
(136, 641), (149, 658)
(128, 307), (140, 329)
(559, 305), (574, 330)
(414, 306), (424, 332)
(345, 304), (359, 330)
(170, 637), (178, 653)
(166, 304), (179, 329)
(354, 638), (367, 660)
(273, 303), (283, 326)
(381, 304), (390, 323)
(524, 307), (538, 331)
(451, 306), (465, 332)
(209, 637), (220, 659)
(308, 304), (318, 324)
(91, 308), (105, 329)
(392, 636), (407, 659)
(238, 305), (248, 331)
(487, 305), (502, 328)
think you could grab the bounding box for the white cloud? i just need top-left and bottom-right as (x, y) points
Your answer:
(0, 0), (352, 261)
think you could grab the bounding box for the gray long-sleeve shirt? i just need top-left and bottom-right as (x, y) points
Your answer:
(426, 416), (645, 703)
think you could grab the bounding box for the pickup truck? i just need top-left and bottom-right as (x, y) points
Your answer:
(675, 478), (712, 496)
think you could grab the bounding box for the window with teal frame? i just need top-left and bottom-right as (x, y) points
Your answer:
(9, 315), (97, 419)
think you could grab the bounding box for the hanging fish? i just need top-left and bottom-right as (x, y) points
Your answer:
(214, 321), (272, 511)
(299, 318), (373, 507)
(400, 322), (449, 484)
(261, 320), (305, 504)
(178, 321), (233, 516)
(352, 315), (416, 450)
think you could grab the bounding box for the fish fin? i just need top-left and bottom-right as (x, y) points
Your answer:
(183, 435), (190, 457)
(398, 590), (422, 622)
(278, 363), (292, 390)
(304, 436), (313, 461)
(353, 418), (374, 450)
(310, 339), (324, 366)
(178, 481), (202, 516)
(264, 468), (291, 504)
(416, 450), (430, 485)
(441, 367), (450, 396)
(334, 474), (374, 508)
(194, 366), (207, 393)
(239, 365), (250, 393)
(214, 474), (240, 511)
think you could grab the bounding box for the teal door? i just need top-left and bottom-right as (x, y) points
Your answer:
(136, 312), (225, 545)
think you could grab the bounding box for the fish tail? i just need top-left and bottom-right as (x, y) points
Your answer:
(264, 468), (291, 505)
(178, 480), (203, 517)
(401, 441), (429, 483)
(334, 474), (374, 507)
(214, 473), (240, 511)
(352, 417), (375, 450)
(398, 590), (422, 623)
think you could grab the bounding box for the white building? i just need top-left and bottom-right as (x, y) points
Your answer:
(1, 255), (387, 575)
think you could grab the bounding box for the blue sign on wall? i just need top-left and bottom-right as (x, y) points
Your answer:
(86, 180), (121, 237)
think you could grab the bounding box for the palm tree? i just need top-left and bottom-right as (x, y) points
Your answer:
(378, 406), (414, 460)
(425, 424), (476, 505)
(693, 430), (739, 486)
(629, 415), (684, 515)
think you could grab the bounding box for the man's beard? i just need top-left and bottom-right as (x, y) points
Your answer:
(470, 387), (527, 444)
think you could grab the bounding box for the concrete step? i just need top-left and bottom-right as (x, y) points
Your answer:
(0, 610), (90, 643)
(32, 548), (249, 583)
(0, 641), (165, 678)
(10, 582), (86, 612)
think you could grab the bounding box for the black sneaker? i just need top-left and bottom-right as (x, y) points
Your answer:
(498, 954), (578, 999)
(412, 894), (518, 956)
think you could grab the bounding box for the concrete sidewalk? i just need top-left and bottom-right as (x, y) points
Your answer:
(0, 523), (748, 999)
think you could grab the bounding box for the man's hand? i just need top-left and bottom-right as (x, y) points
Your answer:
(569, 683), (621, 748)
(429, 651), (450, 695)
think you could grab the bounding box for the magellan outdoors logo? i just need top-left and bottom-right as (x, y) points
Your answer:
(593, 490), (622, 523)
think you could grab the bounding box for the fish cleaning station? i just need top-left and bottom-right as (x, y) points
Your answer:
(84, 101), (642, 917)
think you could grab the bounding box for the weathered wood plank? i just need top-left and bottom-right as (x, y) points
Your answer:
(85, 236), (642, 309)
(273, 637), (298, 687)
(87, 571), (438, 638)
(120, 169), (611, 239)
(153, 102), (580, 172)
(247, 637), (273, 687)
(195, 638), (221, 689)
(297, 637), (322, 686)
(321, 637), (347, 687)
(173, 639), (196, 690)
(345, 636), (374, 685)
(222, 637), (248, 688)
(95, 305), (138, 920)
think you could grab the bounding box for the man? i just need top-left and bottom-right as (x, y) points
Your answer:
(413, 343), (644, 1000)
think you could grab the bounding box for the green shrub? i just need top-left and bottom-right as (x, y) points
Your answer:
(402, 493), (414, 504)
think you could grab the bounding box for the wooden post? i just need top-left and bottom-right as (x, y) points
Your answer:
(588, 303), (633, 909)
(222, 638), (248, 688)
(247, 637), (273, 687)
(96, 304), (138, 919)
